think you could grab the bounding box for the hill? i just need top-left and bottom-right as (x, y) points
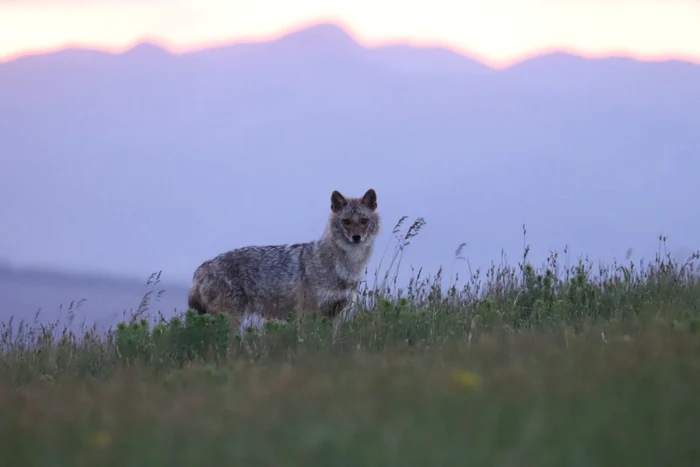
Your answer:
(1, 22), (698, 319)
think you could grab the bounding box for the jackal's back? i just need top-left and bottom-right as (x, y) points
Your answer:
(188, 243), (309, 318)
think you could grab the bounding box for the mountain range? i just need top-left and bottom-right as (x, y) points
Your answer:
(1, 22), (699, 327)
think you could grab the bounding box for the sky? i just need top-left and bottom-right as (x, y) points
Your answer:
(1, 0), (699, 67)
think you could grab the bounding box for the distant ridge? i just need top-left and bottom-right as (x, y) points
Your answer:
(0, 19), (698, 292)
(0, 263), (187, 289)
(2, 22), (698, 71)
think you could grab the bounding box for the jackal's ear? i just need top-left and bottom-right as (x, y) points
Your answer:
(331, 190), (348, 212)
(361, 188), (377, 211)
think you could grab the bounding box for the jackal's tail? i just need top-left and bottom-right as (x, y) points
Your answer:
(187, 284), (207, 314)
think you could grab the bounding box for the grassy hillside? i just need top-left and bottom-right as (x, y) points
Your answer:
(1, 220), (699, 466)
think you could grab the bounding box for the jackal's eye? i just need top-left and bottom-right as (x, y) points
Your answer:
(342, 218), (352, 226)
(360, 217), (369, 225)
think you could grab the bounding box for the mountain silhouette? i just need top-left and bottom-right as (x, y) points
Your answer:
(1, 22), (699, 325)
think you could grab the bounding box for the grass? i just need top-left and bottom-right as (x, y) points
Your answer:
(1, 219), (700, 466)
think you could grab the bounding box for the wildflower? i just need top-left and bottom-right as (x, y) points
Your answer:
(89, 431), (112, 448)
(450, 370), (482, 391)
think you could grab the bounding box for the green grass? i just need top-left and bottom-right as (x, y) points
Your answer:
(2, 222), (700, 467)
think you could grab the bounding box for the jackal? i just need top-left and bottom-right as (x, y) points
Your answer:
(188, 189), (380, 333)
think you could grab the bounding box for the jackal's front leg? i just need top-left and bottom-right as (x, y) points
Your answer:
(328, 298), (354, 342)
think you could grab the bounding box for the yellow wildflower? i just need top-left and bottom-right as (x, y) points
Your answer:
(89, 431), (112, 448)
(450, 370), (482, 391)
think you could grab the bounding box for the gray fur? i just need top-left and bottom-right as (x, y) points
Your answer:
(188, 189), (380, 331)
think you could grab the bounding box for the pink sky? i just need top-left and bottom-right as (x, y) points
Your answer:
(1, 0), (699, 67)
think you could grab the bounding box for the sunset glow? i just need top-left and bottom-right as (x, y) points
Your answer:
(1, 0), (699, 67)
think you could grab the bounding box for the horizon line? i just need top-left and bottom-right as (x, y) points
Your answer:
(1, 19), (698, 70)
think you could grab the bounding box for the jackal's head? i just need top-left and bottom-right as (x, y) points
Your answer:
(329, 188), (380, 246)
